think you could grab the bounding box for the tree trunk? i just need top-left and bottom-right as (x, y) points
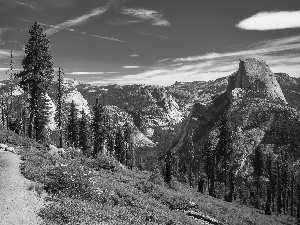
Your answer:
(277, 163), (282, 214)
(297, 184), (300, 224)
(1, 98), (4, 129)
(291, 173), (294, 216)
(228, 169), (235, 202)
(198, 179), (204, 193)
(209, 154), (216, 197)
(28, 91), (36, 139)
(265, 186), (272, 215)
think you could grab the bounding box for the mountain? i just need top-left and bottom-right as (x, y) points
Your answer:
(1, 61), (300, 151)
(171, 58), (300, 174)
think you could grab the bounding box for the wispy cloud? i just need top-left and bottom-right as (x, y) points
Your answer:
(106, 35), (300, 86)
(91, 34), (125, 43)
(0, 28), (9, 45)
(236, 11), (300, 30)
(0, 68), (10, 71)
(123, 66), (140, 69)
(138, 32), (171, 39)
(14, 0), (35, 9)
(121, 7), (170, 26)
(130, 54), (139, 57)
(108, 19), (140, 26)
(0, 49), (23, 58)
(65, 71), (119, 75)
(39, 21), (126, 43)
(45, 7), (108, 36)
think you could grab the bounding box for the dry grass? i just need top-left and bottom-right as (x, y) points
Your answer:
(11, 129), (295, 225)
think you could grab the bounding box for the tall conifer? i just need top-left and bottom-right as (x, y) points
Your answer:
(67, 100), (79, 148)
(79, 109), (90, 156)
(16, 21), (54, 139)
(92, 99), (106, 158)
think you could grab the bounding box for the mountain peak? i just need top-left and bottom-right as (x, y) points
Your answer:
(227, 57), (287, 104)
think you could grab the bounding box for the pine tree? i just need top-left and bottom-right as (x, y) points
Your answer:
(16, 21), (54, 139)
(5, 50), (16, 127)
(55, 67), (66, 148)
(186, 132), (195, 188)
(123, 121), (131, 167)
(281, 152), (290, 215)
(114, 128), (125, 163)
(265, 185), (272, 215)
(253, 146), (264, 199)
(67, 100), (79, 148)
(291, 169), (295, 216)
(78, 109), (90, 157)
(266, 152), (276, 212)
(165, 150), (175, 183)
(203, 139), (216, 197)
(297, 183), (300, 223)
(215, 116), (234, 200)
(34, 93), (50, 142)
(276, 159), (282, 214)
(91, 99), (106, 158)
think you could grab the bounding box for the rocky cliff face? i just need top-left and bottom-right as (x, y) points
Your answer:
(227, 58), (287, 104)
(172, 58), (300, 175)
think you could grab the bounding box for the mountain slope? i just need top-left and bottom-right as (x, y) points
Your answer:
(172, 58), (300, 172)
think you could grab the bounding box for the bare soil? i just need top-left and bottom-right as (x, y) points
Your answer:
(0, 149), (45, 225)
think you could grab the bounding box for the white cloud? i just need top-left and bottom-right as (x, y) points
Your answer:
(123, 66), (141, 69)
(236, 11), (300, 30)
(130, 54), (139, 57)
(45, 7), (108, 35)
(121, 7), (170, 26)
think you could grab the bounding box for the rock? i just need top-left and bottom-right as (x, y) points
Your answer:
(0, 143), (8, 150)
(48, 145), (65, 157)
(5, 147), (15, 154)
(227, 58), (287, 104)
(171, 58), (300, 175)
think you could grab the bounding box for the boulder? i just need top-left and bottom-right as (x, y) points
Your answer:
(48, 145), (65, 157)
(5, 146), (15, 154)
(0, 143), (8, 150)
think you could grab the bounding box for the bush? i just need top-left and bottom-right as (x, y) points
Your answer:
(169, 176), (182, 191)
(148, 169), (165, 185)
(88, 154), (121, 172)
(44, 161), (96, 200)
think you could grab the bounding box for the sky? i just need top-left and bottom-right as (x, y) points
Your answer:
(1, 0), (300, 86)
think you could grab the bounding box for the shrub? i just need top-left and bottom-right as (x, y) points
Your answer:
(148, 169), (165, 185)
(169, 175), (182, 191)
(44, 161), (96, 200)
(88, 154), (121, 172)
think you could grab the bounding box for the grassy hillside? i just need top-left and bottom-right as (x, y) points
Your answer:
(0, 129), (291, 225)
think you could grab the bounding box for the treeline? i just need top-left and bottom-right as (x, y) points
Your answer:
(0, 21), (135, 168)
(65, 99), (135, 168)
(163, 113), (300, 220)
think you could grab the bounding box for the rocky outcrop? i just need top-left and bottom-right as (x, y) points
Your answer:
(227, 58), (287, 104)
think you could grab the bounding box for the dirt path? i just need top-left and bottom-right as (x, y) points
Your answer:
(0, 149), (45, 225)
